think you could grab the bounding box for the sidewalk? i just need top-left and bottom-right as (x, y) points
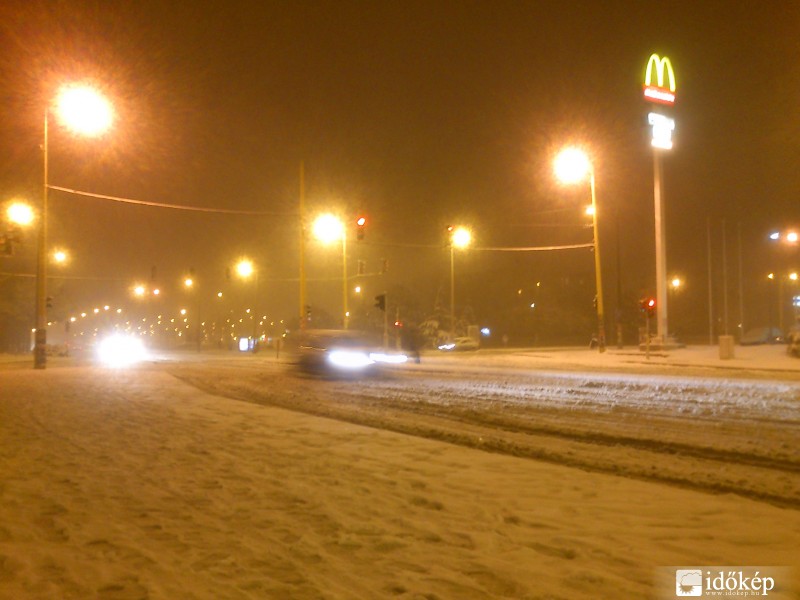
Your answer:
(422, 343), (800, 380)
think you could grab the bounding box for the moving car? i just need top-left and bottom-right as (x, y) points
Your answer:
(294, 329), (406, 377)
(437, 336), (479, 352)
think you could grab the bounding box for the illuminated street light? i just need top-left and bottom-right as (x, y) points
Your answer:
(234, 259), (262, 341)
(448, 225), (472, 341)
(554, 146), (606, 352)
(451, 226), (471, 249)
(313, 213), (350, 329)
(55, 85), (114, 137)
(52, 249), (68, 264)
(35, 84), (113, 369)
(184, 277), (194, 288)
(7, 202), (35, 226)
(670, 277), (682, 289)
(133, 285), (146, 298)
(235, 259), (254, 279)
(312, 214), (344, 244)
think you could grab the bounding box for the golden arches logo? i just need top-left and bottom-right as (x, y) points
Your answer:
(643, 53), (676, 105)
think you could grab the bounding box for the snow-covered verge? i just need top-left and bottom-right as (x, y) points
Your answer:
(1, 363), (798, 599)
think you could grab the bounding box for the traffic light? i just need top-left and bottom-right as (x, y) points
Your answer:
(374, 293), (386, 311)
(640, 297), (656, 317)
(356, 216), (366, 240)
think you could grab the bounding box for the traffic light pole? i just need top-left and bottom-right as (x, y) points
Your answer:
(383, 293), (388, 349)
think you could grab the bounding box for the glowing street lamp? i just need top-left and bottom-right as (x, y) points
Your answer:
(448, 225), (472, 341)
(235, 258), (261, 340)
(235, 259), (254, 279)
(554, 147), (606, 352)
(52, 249), (68, 264)
(313, 213), (350, 329)
(35, 84), (113, 369)
(7, 202), (35, 227)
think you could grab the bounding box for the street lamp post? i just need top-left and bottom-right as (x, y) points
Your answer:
(34, 85), (112, 369)
(554, 148), (606, 352)
(448, 226), (471, 342)
(235, 259), (260, 342)
(312, 214), (349, 329)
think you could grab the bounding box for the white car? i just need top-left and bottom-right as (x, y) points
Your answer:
(438, 337), (479, 352)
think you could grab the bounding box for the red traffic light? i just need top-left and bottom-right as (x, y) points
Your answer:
(356, 216), (366, 227)
(647, 298), (655, 309)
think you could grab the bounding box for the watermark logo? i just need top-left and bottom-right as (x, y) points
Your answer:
(660, 567), (792, 598)
(676, 570), (703, 596)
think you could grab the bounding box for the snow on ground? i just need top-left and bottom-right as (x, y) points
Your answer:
(0, 348), (798, 599)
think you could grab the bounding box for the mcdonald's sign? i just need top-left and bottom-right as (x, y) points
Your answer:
(643, 53), (676, 105)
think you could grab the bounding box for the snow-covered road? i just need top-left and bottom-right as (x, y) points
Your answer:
(169, 354), (800, 509)
(1, 352), (798, 599)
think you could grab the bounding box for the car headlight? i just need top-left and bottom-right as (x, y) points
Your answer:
(97, 334), (148, 367)
(327, 350), (375, 369)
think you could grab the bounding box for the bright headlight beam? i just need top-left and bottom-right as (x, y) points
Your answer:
(369, 352), (408, 364)
(97, 334), (147, 367)
(328, 350), (374, 369)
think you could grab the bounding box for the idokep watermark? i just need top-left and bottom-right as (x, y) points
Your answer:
(655, 567), (795, 599)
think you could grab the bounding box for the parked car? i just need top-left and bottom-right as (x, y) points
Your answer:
(740, 327), (783, 345)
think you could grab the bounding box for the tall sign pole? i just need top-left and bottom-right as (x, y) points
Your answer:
(299, 162), (307, 331)
(643, 53), (676, 347)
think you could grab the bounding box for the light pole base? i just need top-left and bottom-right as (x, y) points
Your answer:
(638, 334), (684, 352)
(34, 329), (47, 369)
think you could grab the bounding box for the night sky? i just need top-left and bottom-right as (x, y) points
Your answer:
(1, 1), (799, 344)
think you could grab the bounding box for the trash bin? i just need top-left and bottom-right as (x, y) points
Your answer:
(718, 335), (735, 360)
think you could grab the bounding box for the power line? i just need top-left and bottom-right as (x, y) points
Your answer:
(48, 185), (296, 216)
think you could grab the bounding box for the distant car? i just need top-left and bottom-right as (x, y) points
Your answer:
(438, 336), (479, 352)
(294, 329), (406, 376)
(740, 327), (783, 346)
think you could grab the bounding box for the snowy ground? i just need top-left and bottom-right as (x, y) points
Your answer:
(0, 346), (798, 598)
